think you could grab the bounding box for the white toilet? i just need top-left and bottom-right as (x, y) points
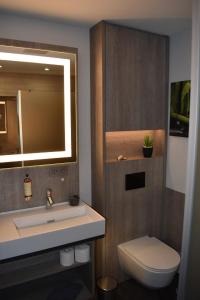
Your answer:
(118, 236), (180, 289)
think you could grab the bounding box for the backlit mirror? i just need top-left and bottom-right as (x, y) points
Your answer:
(0, 41), (77, 168)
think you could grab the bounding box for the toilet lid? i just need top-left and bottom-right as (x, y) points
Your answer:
(119, 236), (180, 272)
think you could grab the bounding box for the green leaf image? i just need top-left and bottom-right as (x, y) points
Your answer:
(170, 80), (191, 137)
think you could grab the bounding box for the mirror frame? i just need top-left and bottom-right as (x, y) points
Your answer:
(0, 38), (78, 168)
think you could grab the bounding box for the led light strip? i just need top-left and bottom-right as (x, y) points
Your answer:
(0, 52), (68, 66)
(0, 151), (71, 163)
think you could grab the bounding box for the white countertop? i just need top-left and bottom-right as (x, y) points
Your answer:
(0, 202), (105, 260)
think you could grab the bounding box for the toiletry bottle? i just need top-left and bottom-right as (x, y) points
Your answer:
(24, 174), (32, 201)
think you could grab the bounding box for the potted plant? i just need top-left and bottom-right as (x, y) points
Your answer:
(143, 136), (153, 158)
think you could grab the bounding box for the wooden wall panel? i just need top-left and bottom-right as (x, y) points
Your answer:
(90, 22), (106, 216)
(105, 24), (169, 131)
(161, 188), (185, 252)
(90, 22), (107, 278)
(0, 72), (63, 96)
(90, 21), (169, 282)
(0, 97), (20, 155)
(104, 158), (164, 280)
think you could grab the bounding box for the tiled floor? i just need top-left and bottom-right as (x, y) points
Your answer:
(95, 277), (178, 300)
(0, 273), (178, 300)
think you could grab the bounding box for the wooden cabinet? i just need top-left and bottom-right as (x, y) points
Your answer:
(91, 22), (168, 131)
(106, 24), (168, 131)
(90, 21), (169, 281)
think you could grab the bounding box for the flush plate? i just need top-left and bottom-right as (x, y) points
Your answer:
(125, 172), (145, 190)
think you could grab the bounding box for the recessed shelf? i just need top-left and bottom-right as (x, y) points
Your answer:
(105, 130), (165, 163)
(105, 129), (165, 163)
(0, 245), (92, 290)
(106, 155), (163, 164)
(0, 259), (90, 290)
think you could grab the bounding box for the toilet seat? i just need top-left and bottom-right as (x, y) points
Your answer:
(118, 236), (180, 273)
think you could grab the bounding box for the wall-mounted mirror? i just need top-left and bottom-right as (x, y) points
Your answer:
(0, 40), (77, 168)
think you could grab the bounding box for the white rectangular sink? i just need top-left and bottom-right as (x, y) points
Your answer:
(13, 204), (86, 229)
(0, 201), (105, 260)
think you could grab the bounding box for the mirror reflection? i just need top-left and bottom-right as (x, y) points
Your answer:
(0, 47), (77, 168)
(0, 61), (64, 155)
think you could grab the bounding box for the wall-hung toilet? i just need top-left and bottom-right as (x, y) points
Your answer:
(118, 236), (180, 289)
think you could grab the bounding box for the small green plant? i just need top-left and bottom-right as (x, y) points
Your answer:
(144, 136), (153, 147)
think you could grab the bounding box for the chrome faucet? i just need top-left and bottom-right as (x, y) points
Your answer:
(46, 188), (54, 208)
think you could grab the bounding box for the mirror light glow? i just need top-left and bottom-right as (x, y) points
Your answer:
(0, 52), (71, 163)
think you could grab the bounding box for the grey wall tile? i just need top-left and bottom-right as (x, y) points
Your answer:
(0, 163), (79, 212)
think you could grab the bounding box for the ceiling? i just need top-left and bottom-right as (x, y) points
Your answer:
(0, 0), (192, 35)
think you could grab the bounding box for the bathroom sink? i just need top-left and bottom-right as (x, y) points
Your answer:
(0, 201), (105, 260)
(13, 204), (86, 229)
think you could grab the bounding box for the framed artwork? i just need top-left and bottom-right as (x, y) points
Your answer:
(0, 101), (7, 134)
(170, 80), (191, 137)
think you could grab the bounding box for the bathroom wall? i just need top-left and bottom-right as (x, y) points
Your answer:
(162, 29), (191, 252)
(0, 164), (78, 212)
(166, 29), (191, 193)
(0, 11), (91, 209)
